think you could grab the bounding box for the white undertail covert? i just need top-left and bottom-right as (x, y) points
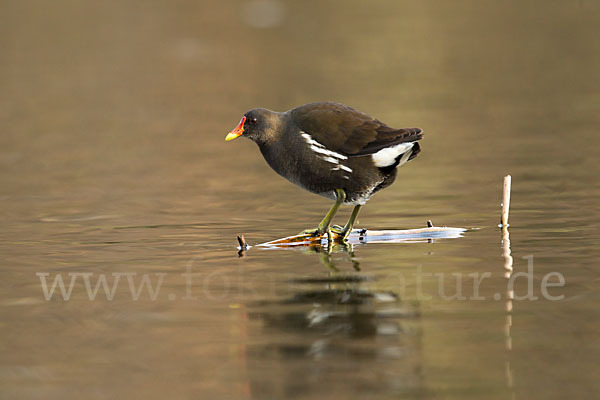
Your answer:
(371, 142), (415, 168)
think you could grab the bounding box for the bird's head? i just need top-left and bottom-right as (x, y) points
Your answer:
(225, 108), (280, 144)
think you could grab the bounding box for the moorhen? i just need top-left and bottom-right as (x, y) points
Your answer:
(225, 102), (423, 241)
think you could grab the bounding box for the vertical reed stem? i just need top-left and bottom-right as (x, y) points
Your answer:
(500, 175), (511, 227)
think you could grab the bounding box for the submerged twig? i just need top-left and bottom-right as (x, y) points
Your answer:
(237, 234), (247, 248)
(254, 226), (467, 248)
(237, 234), (250, 257)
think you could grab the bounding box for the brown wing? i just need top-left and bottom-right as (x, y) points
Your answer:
(290, 102), (423, 156)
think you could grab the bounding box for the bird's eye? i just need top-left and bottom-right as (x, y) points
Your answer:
(249, 117), (258, 125)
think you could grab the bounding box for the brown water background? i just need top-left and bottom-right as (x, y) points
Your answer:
(1, 1), (599, 399)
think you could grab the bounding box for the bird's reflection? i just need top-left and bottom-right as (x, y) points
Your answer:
(242, 251), (423, 398)
(310, 241), (361, 271)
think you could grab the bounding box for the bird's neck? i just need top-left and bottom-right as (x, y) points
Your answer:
(256, 133), (300, 183)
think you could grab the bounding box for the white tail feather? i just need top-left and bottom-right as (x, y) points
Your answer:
(371, 142), (414, 167)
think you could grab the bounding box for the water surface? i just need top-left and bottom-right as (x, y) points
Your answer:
(1, 1), (599, 399)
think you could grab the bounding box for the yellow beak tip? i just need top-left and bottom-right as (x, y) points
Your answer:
(225, 132), (241, 141)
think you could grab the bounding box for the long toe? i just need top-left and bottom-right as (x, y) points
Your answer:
(298, 228), (321, 237)
(331, 225), (345, 234)
(341, 229), (352, 242)
(326, 227), (334, 243)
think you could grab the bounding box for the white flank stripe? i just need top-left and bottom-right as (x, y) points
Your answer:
(332, 164), (353, 173)
(322, 156), (339, 164)
(310, 145), (348, 160)
(301, 133), (323, 148)
(371, 142), (414, 167)
(301, 131), (348, 160)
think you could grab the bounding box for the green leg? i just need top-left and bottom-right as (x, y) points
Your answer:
(332, 205), (362, 241)
(317, 189), (346, 233)
(300, 189), (346, 236)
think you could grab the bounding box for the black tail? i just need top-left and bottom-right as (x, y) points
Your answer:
(407, 142), (420, 161)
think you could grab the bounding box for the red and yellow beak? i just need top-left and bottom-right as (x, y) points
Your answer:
(225, 116), (246, 141)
